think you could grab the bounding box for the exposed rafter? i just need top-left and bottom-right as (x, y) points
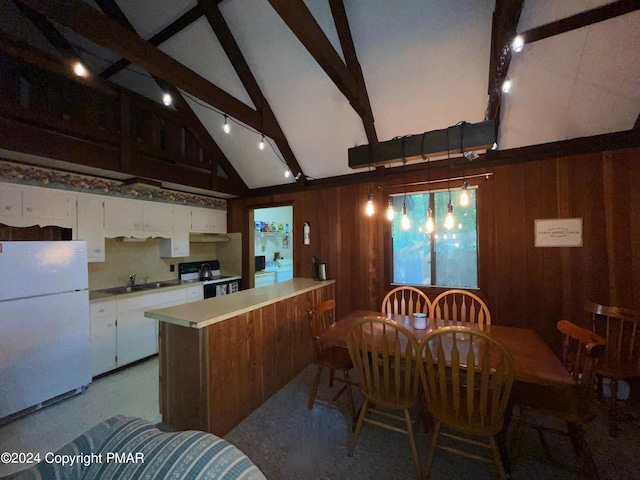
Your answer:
(268, 0), (377, 142)
(19, 0), (280, 141)
(518, 0), (640, 45)
(197, 0), (306, 185)
(486, 0), (524, 133)
(93, 0), (247, 193)
(328, 0), (377, 144)
(99, 5), (204, 79)
(0, 30), (115, 95)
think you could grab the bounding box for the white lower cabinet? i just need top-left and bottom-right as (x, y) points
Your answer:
(90, 288), (189, 377)
(90, 300), (118, 376)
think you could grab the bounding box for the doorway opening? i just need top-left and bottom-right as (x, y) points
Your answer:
(253, 206), (293, 287)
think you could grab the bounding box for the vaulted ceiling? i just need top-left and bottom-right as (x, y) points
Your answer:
(1, 0), (639, 198)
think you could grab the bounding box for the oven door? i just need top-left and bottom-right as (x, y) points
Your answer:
(203, 282), (227, 298)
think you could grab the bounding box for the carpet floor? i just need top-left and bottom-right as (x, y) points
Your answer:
(225, 365), (640, 480)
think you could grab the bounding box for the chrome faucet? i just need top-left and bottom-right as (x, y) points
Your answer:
(129, 274), (136, 286)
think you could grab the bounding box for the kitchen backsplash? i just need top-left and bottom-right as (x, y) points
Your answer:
(88, 239), (217, 290)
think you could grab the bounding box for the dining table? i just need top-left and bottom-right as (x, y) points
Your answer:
(320, 310), (575, 388)
(319, 310), (576, 474)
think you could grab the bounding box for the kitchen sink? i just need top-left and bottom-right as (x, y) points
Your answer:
(98, 280), (182, 296)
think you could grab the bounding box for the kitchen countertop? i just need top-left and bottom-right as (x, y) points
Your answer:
(145, 278), (335, 329)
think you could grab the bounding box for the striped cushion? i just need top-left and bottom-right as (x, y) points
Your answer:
(1, 416), (124, 480)
(81, 417), (266, 480)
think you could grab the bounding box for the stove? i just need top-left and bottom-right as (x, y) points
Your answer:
(178, 260), (242, 298)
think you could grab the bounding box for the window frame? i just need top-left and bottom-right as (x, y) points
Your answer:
(388, 185), (480, 290)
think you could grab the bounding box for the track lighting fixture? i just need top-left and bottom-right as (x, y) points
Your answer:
(223, 114), (230, 134)
(162, 93), (172, 106)
(386, 198), (395, 221)
(72, 61), (87, 77)
(459, 180), (469, 207)
(512, 35), (524, 53)
(294, 172), (302, 181)
(259, 135), (265, 150)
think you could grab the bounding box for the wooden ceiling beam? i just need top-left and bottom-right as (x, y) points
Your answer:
(197, 0), (306, 185)
(486, 0), (524, 131)
(93, 0), (247, 194)
(328, 0), (377, 144)
(99, 5), (204, 79)
(0, 31), (115, 95)
(20, 0), (276, 140)
(519, 0), (640, 45)
(267, 0), (370, 120)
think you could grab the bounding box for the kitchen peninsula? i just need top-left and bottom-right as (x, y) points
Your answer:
(145, 278), (335, 436)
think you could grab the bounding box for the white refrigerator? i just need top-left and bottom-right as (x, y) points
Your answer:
(0, 241), (91, 422)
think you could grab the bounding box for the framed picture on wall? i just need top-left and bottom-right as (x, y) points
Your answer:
(534, 218), (583, 247)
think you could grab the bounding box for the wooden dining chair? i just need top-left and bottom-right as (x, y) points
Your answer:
(307, 300), (355, 420)
(346, 316), (423, 479)
(511, 320), (606, 478)
(584, 301), (640, 436)
(419, 326), (515, 479)
(381, 286), (430, 317)
(430, 289), (490, 328)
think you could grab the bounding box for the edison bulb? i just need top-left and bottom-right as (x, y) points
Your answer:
(162, 93), (172, 106)
(459, 188), (469, 207)
(223, 116), (230, 134)
(259, 136), (265, 150)
(386, 200), (395, 221)
(444, 203), (454, 230)
(425, 208), (435, 233)
(365, 193), (374, 217)
(401, 204), (411, 231)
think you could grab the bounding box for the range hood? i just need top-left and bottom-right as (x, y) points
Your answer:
(189, 233), (230, 243)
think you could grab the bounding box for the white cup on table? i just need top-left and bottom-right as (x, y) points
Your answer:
(413, 313), (428, 329)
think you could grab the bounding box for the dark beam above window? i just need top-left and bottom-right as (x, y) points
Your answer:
(348, 120), (496, 170)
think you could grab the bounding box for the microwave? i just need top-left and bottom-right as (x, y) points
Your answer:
(255, 255), (266, 271)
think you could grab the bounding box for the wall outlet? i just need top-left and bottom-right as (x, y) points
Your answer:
(170, 264), (175, 272)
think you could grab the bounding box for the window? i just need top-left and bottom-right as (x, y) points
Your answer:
(390, 187), (478, 289)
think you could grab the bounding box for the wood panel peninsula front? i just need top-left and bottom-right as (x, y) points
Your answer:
(145, 278), (335, 436)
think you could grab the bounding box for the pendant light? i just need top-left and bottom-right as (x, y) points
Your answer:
(444, 200), (455, 230)
(258, 135), (265, 150)
(365, 190), (374, 217)
(426, 207), (435, 233)
(401, 196), (410, 231)
(421, 132), (435, 234)
(459, 122), (469, 207)
(386, 197), (395, 221)
(222, 114), (230, 134)
(444, 127), (454, 230)
(459, 180), (469, 207)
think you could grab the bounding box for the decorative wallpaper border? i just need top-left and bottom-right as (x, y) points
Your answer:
(0, 159), (226, 210)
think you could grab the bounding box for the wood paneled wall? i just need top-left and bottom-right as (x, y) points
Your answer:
(228, 147), (640, 349)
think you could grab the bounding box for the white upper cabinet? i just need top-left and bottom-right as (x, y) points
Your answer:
(104, 197), (143, 237)
(160, 204), (190, 258)
(77, 193), (105, 262)
(191, 207), (227, 233)
(0, 184), (76, 229)
(0, 184), (22, 218)
(142, 201), (173, 236)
